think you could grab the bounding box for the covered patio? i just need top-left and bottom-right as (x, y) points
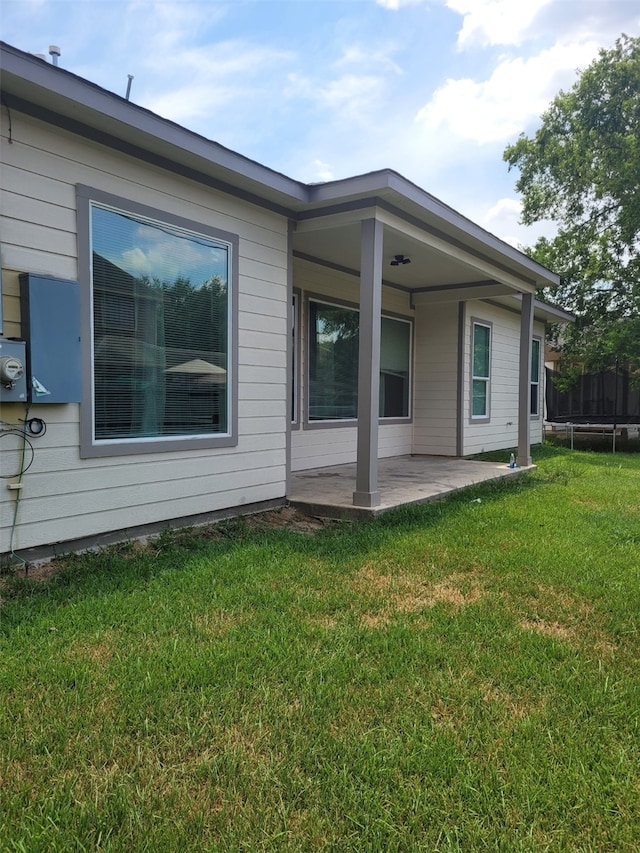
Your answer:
(290, 173), (567, 512)
(288, 454), (535, 520)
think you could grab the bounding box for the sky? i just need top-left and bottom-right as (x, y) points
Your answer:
(2, 0), (639, 249)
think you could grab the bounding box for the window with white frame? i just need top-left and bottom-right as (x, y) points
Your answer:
(471, 321), (491, 419)
(530, 337), (541, 416)
(81, 190), (236, 454)
(308, 299), (411, 421)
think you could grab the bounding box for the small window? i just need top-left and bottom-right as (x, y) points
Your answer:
(79, 187), (238, 456)
(291, 293), (299, 425)
(530, 338), (541, 416)
(471, 322), (491, 419)
(308, 300), (411, 422)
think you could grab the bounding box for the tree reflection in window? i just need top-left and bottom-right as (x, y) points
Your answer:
(91, 205), (230, 441)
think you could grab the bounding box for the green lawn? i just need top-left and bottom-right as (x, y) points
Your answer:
(1, 445), (639, 852)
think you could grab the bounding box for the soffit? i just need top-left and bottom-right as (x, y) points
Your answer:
(294, 211), (538, 294)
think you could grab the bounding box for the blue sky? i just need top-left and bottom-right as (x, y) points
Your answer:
(2, 0), (638, 248)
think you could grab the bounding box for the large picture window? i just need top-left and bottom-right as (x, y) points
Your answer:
(79, 187), (237, 455)
(471, 321), (491, 419)
(308, 300), (411, 421)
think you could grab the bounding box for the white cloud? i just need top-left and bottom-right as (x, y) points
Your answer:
(139, 37), (293, 127)
(415, 39), (600, 144)
(463, 196), (558, 249)
(447, 0), (554, 48)
(335, 44), (403, 76)
(146, 83), (236, 123)
(286, 71), (387, 122)
(376, 0), (427, 9)
(310, 159), (335, 182)
(485, 196), (522, 222)
(480, 197), (526, 246)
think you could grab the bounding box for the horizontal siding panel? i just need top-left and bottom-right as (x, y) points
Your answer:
(242, 241), (287, 268)
(239, 329), (286, 352)
(2, 218), (77, 258)
(238, 416), (285, 436)
(3, 191), (77, 233)
(292, 449), (357, 471)
(238, 365), (286, 384)
(238, 399), (284, 418)
(239, 312), (287, 336)
(8, 464), (286, 527)
(240, 383), (286, 401)
(241, 277), (287, 301)
(6, 449), (286, 501)
(1, 269), (22, 330)
(0, 244), (77, 280)
(239, 292), (288, 318)
(241, 257), (287, 286)
(3, 115), (286, 239)
(10, 481), (286, 551)
(239, 349), (286, 369)
(412, 442), (455, 456)
(413, 301), (459, 456)
(0, 432), (286, 477)
(1, 162), (74, 208)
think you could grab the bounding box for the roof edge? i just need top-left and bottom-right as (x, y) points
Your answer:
(0, 41), (308, 206)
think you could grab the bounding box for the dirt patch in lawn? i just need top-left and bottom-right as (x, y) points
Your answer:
(355, 565), (484, 626)
(3, 506), (334, 586)
(243, 505), (334, 534)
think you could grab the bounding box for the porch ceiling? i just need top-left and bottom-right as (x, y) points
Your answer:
(293, 214), (537, 298)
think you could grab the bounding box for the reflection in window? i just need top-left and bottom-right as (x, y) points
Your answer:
(292, 293), (298, 424)
(91, 204), (230, 441)
(530, 338), (540, 416)
(308, 300), (410, 421)
(472, 322), (491, 418)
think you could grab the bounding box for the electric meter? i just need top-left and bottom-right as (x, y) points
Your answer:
(0, 340), (28, 401)
(0, 356), (25, 385)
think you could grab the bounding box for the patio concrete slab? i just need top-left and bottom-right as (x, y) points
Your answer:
(288, 455), (535, 520)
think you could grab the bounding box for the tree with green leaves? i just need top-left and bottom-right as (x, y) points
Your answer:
(504, 34), (640, 383)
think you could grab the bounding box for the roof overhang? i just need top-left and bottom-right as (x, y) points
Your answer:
(0, 41), (561, 298)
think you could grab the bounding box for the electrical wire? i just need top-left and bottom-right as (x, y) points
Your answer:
(0, 410), (44, 568)
(0, 429), (35, 477)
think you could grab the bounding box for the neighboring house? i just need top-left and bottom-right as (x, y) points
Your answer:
(0, 42), (571, 557)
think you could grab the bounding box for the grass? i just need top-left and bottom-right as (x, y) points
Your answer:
(1, 445), (639, 851)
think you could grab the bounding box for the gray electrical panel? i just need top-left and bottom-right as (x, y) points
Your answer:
(0, 338), (28, 403)
(20, 273), (82, 404)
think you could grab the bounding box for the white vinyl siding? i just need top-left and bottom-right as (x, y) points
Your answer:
(412, 301), (459, 456)
(463, 302), (545, 455)
(0, 109), (289, 552)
